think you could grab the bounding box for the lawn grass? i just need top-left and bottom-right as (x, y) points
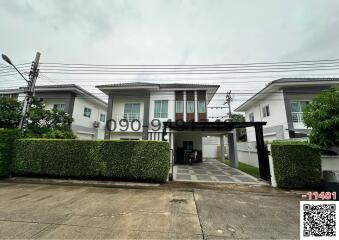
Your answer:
(224, 159), (260, 178)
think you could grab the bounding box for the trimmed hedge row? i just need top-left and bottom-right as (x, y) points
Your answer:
(0, 129), (20, 179)
(14, 139), (170, 182)
(271, 141), (321, 189)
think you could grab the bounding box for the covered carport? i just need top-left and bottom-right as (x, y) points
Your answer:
(162, 121), (270, 182)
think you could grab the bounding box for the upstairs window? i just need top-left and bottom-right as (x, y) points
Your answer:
(100, 113), (106, 122)
(175, 101), (184, 113)
(154, 100), (168, 118)
(249, 112), (254, 122)
(84, 107), (92, 118)
(186, 101), (195, 113)
(53, 104), (66, 112)
(124, 103), (140, 120)
(290, 100), (310, 122)
(198, 101), (206, 113)
(262, 105), (270, 118)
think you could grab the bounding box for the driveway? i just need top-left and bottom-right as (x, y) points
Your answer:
(174, 158), (262, 184)
(0, 182), (300, 239)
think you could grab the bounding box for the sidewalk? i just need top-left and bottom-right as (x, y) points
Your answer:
(0, 181), (300, 239)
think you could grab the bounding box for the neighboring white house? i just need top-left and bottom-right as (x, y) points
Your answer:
(0, 84), (107, 139)
(235, 78), (339, 141)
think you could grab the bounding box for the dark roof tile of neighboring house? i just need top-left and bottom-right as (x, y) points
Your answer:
(95, 82), (220, 89)
(235, 78), (339, 112)
(20, 84), (107, 106)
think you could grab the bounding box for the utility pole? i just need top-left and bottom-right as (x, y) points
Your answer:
(224, 90), (232, 120)
(18, 52), (41, 132)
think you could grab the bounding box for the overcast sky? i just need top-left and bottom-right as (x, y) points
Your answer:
(1, 0), (339, 115)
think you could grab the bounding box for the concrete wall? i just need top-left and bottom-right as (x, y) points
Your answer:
(322, 156), (339, 172)
(236, 142), (259, 168)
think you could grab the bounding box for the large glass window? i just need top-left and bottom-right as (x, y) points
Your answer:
(124, 103), (140, 120)
(53, 103), (66, 112)
(83, 107), (92, 118)
(198, 101), (206, 113)
(175, 101), (184, 113)
(186, 101), (195, 113)
(154, 100), (168, 118)
(290, 101), (310, 122)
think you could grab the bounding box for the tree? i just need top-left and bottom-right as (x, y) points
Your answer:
(0, 97), (21, 129)
(303, 86), (339, 148)
(0, 97), (76, 138)
(230, 113), (247, 142)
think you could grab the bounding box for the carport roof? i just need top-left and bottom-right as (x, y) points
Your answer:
(163, 121), (266, 131)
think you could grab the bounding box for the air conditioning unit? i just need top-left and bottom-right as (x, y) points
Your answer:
(93, 121), (100, 128)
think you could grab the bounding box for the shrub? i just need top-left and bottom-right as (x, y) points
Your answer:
(0, 129), (20, 178)
(271, 141), (321, 189)
(14, 139), (170, 182)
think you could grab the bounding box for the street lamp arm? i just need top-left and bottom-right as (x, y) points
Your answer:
(11, 64), (30, 83)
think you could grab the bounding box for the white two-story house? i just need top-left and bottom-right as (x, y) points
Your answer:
(0, 84), (107, 139)
(235, 78), (339, 141)
(96, 82), (220, 164)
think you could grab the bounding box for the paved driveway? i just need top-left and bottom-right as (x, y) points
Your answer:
(174, 158), (262, 184)
(0, 182), (300, 239)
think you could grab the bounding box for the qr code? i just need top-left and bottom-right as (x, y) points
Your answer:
(301, 201), (338, 239)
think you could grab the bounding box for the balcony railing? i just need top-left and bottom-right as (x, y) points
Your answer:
(291, 112), (304, 123)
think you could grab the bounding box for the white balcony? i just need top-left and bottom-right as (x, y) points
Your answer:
(112, 113), (142, 122)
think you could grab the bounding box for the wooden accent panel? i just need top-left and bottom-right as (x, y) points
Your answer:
(197, 90), (207, 122)
(186, 91), (195, 122)
(175, 91), (184, 121)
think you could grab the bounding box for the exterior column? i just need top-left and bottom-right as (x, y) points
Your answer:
(104, 94), (114, 139)
(228, 130), (238, 168)
(255, 124), (270, 180)
(142, 93), (150, 140)
(183, 91), (187, 121)
(194, 90), (198, 121)
(220, 135), (225, 162)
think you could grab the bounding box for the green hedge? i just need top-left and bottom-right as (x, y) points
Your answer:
(14, 139), (170, 182)
(0, 129), (20, 178)
(271, 141), (321, 189)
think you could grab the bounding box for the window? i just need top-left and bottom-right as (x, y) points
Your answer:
(175, 101), (184, 113)
(154, 100), (168, 118)
(249, 112), (254, 122)
(124, 103), (140, 120)
(290, 100), (310, 122)
(53, 104), (66, 111)
(198, 101), (206, 113)
(186, 101), (195, 113)
(83, 107), (92, 118)
(100, 113), (106, 122)
(262, 105), (270, 117)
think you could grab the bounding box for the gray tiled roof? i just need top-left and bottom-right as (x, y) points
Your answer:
(96, 82), (219, 89)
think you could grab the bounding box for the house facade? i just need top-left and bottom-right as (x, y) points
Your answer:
(0, 84), (107, 139)
(235, 78), (339, 141)
(96, 82), (226, 164)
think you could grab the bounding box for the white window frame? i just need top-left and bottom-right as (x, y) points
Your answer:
(290, 100), (310, 123)
(175, 100), (184, 113)
(124, 103), (140, 120)
(83, 107), (92, 118)
(198, 100), (206, 113)
(186, 101), (195, 113)
(262, 105), (270, 118)
(249, 112), (254, 122)
(100, 113), (106, 122)
(53, 103), (66, 112)
(154, 100), (168, 118)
